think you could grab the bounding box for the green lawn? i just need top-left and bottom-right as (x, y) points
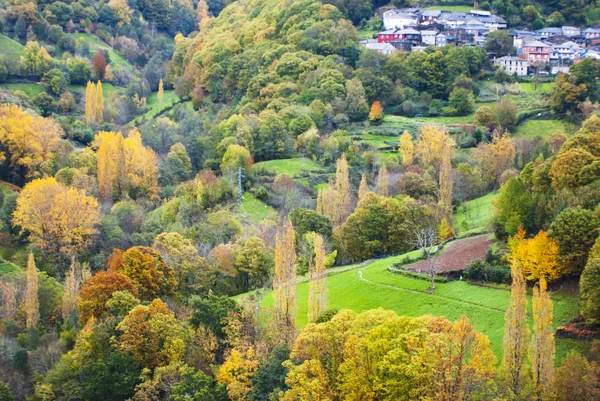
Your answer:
(236, 193), (276, 222)
(0, 34), (25, 62)
(0, 83), (46, 98)
(72, 33), (134, 72)
(519, 82), (555, 94)
(357, 28), (378, 40)
(254, 158), (322, 177)
(256, 250), (583, 362)
(131, 90), (181, 124)
(455, 192), (497, 236)
(343, 134), (399, 149)
(515, 118), (576, 139)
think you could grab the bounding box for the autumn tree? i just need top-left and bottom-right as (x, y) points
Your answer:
(24, 252), (39, 327)
(438, 138), (454, 214)
(114, 299), (186, 370)
(21, 41), (51, 76)
(307, 233), (327, 322)
(368, 100), (384, 125)
(472, 131), (515, 189)
(13, 177), (100, 262)
(85, 81), (96, 123)
(530, 277), (555, 401)
(0, 105), (62, 180)
(508, 228), (562, 282)
(399, 130), (414, 165)
(95, 80), (103, 123)
(580, 257), (600, 326)
(196, 0), (210, 30)
(501, 261), (530, 398)
(416, 125), (450, 167)
(76, 270), (138, 325)
(120, 246), (176, 300)
(377, 163), (388, 197)
(92, 52), (107, 79)
(217, 346), (259, 401)
(273, 218), (297, 343)
(438, 217), (454, 242)
(317, 154), (352, 227)
(0, 279), (17, 321)
(555, 352), (600, 401)
(548, 148), (596, 189)
(158, 78), (164, 104)
(358, 174), (369, 201)
(62, 257), (91, 320)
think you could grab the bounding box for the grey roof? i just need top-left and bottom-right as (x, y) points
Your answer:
(422, 10), (441, 17)
(525, 40), (551, 47)
(537, 27), (562, 34)
(363, 43), (396, 50)
(583, 27), (600, 33)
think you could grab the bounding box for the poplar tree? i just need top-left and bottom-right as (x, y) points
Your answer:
(273, 218), (297, 342)
(85, 81), (96, 123)
(196, 0), (210, 31)
(158, 78), (164, 104)
(377, 164), (388, 197)
(24, 252), (39, 327)
(399, 131), (414, 165)
(308, 233), (327, 322)
(62, 257), (89, 321)
(501, 262), (530, 398)
(531, 277), (555, 401)
(95, 80), (103, 123)
(358, 174), (369, 201)
(333, 154), (351, 226)
(438, 139), (454, 214)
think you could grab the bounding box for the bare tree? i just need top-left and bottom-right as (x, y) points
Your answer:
(414, 227), (438, 292)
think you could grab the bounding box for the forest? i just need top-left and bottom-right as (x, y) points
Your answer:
(0, 0), (600, 399)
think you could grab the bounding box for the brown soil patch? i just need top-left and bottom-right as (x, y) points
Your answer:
(403, 235), (493, 274)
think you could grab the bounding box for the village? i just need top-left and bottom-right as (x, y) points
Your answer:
(360, 7), (600, 76)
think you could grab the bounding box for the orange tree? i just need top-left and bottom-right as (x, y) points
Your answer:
(121, 246), (176, 300)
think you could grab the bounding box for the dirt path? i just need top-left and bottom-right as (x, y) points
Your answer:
(402, 235), (493, 274)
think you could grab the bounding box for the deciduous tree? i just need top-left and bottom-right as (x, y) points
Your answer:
(368, 101), (384, 125)
(158, 78), (164, 104)
(120, 246), (176, 300)
(377, 163), (388, 197)
(580, 257), (600, 326)
(508, 228), (562, 282)
(399, 131), (414, 165)
(308, 233), (327, 322)
(273, 218), (297, 343)
(530, 277), (555, 401)
(358, 174), (369, 201)
(24, 252), (39, 327)
(438, 139), (454, 214)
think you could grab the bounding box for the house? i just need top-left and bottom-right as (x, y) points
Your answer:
(536, 27), (562, 38)
(582, 28), (600, 39)
(421, 10), (441, 25)
(362, 42), (398, 55)
(377, 28), (420, 44)
(421, 30), (438, 46)
(550, 41), (585, 64)
(462, 20), (492, 36)
(512, 31), (535, 49)
(495, 56), (529, 76)
(522, 40), (551, 63)
(469, 9), (491, 17)
(390, 39), (413, 51)
(399, 28), (421, 43)
(438, 12), (467, 28)
(377, 29), (402, 43)
(470, 14), (507, 30)
(562, 26), (581, 37)
(382, 9), (419, 29)
(436, 33), (448, 47)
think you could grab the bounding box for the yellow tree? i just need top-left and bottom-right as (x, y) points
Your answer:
(196, 0), (211, 31)
(377, 163), (388, 197)
(95, 80), (103, 123)
(62, 257), (88, 320)
(472, 131), (515, 188)
(333, 154), (351, 226)
(13, 178), (100, 262)
(0, 279), (17, 321)
(438, 138), (454, 214)
(509, 229), (562, 282)
(416, 125), (449, 167)
(501, 261), (530, 398)
(358, 174), (369, 201)
(273, 217), (297, 343)
(158, 79), (164, 105)
(531, 277), (555, 401)
(399, 130), (414, 165)
(85, 81), (96, 123)
(217, 346), (259, 401)
(123, 129), (159, 199)
(24, 252), (39, 327)
(21, 41), (51, 76)
(308, 233), (327, 322)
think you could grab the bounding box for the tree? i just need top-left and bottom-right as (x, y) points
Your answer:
(115, 299), (186, 369)
(508, 229), (562, 282)
(217, 346), (259, 401)
(41, 68), (70, 95)
(550, 73), (587, 115)
(416, 125), (450, 167)
(368, 101), (384, 125)
(289, 208), (332, 239)
(158, 78), (164, 104)
(76, 270), (138, 325)
(496, 98), (518, 131)
(308, 233), (327, 322)
(92, 52), (107, 79)
(221, 144), (253, 185)
(494, 177), (532, 239)
(377, 164), (388, 197)
(501, 263), (530, 398)
(548, 148), (596, 189)
(21, 41), (51, 76)
(196, 0), (210, 30)
(580, 257), (600, 326)
(0, 381), (14, 401)
(438, 139), (454, 214)
(13, 178), (100, 262)
(415, 227), (438, 291)
(235, 236), (274, 292)
(274, 218), (297, 343)
(438, 217), (454, 242)
(250, 345), (290, 401)
(62, 257), (90, 320)
(358, 174), (369, 201)
(530, 277), (555, 401)
(549, 207), (599, 274)
(32, 92), (57, 117)
(547, 11), (565, 27)
(85, 81), (96, 123)
(449, 88), (474, 115)
(555, 352), (600, 401)
(474, 105), (496, 127)
(120, 246), (177, 300)
(485, 30), (513, 57)
(95, 80), (103, 123)
(24, 252), (39, 327)
(472, 132), (515, 189)
(316, 154), (352, 227)
(399, 131), (414, 165)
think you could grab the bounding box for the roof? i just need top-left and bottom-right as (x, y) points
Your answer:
(496, 56), (528, 62)
(399, 28), (420, 34)
(583, 28), (600, 33)
(421, 30), (438, 35)
(384, 10), (418, 19)
(562, 26), (580, 31)
(525, 40), (550, 47)
(363, 43), (396, 50)
(422, 10), (441, 17)
(470, 10), (491, 16)
(537, 27), (562, 34)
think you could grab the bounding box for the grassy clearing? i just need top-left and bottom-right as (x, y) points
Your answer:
(254, 158), (322, 177)
(236, 193), (276, 222)
(0, 261), (21, 276)
(131, 90), (181, 124)
(343, 134), (399, 149)
(358, 28), (378, 40)
(455, 192), (497, 236)
(519, 82), (555, 94)
(257, 249), (582, 362)
(72, 34), (133, 72)
(0, 34), (25, 62)
(0, 83), (46, 98)
(514, 118), (576, 139)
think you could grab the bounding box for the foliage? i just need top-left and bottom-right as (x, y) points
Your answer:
(368, 100), (384, 125)
(274, 217), (297, 342)
(580, 257), (600, 326)
(24, 252), (39, 327)
(120, 246), (176, 300)
(555, 352), (600, 401)
(508, 228), (562, 282)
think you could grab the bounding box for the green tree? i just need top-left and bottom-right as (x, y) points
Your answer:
(494, 178), (532, 239)
(580, 257), (600, 326)
(549, 207), (599, 274)
(474, 105), (496, 126)
(496, 98), (519, 131)
(189, 294), (241, 340)
(250, 345), (290, 400)
(289, 208), (333, 239)
(32, 92), (57, 116)
(449, 87), (474, 115)
(41, 68), (70, 95)
(0, 380), (15, 401)
(235, 236), (274, 292)
(485, 30), (513, 57)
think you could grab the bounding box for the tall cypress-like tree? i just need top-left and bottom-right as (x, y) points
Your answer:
(24, 252), (39, 327)
(308, 233), (327, 322)
(399, 131), (414, 165)
(358, 174), (369, 201)
(438, 139), (454, 214)
(333, 154), (351, 226)
(95, 80), (103, 123)
(377, 164), (388, 197)
(158, 78), (164, 104)
(85, 81), (95, 123)
(531, 277), (555, 400)
(273, 218), (297, 343)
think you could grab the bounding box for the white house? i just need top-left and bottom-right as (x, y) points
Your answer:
(421, 30), (438, 46)
(551, 41), (585, 63)
(438, 12), (467, 28)
(382, 9), (418, 29)
(421, 10), (441, 25)
(582, 28), (600, 39)
(362, 42), (398, 55)
(536, 27), (562, 37)
(562, 26), (581, 37)
(494, 56), (529, 76)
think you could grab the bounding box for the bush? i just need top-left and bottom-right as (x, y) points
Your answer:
(464, 259), (511, 284)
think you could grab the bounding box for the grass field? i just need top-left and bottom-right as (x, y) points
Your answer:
(254, 158), (322, 177)
(0, 83), (46, 98)
(236, 193), (276, 221)
(358, 28), (378, 40)
(72, 34), (133, 72)
(519, 82), (555, 94)
(256, 249), (584, 362)
(515, 118), (576, 139)
(131, 90), (181, 124)
(0, 34), (25, 62)
(455, 192), (497, 236)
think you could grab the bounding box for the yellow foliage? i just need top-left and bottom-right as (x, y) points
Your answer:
(274, 217), (297, 342)
(399, 130), (414, 165)
(416, 125), (449, 166)
(531, 277), (555, 400)
(377, 163), (388, 197)
(24, 252), (39, 327)
(508, 228), (562, 282)
(308, 234), (327, 322)
(217, 346), (259, 401)
(358, 174), (369, 201)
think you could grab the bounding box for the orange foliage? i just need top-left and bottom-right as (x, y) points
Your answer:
(121, 246), (176, 300)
